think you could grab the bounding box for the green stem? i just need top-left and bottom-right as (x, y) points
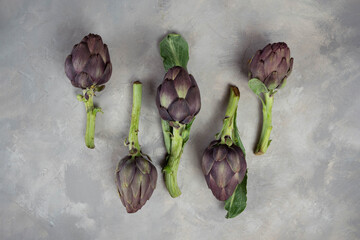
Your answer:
(82, 88), (102, 149)
(164, 124), (185, 198)
(128, 82), (142, 156)
(218, 86), (240, 145)
(255, 92), (274, 155)
(85, 99), (95, 149)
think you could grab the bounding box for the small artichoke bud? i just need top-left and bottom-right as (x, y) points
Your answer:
(156, 66), (201, 124)
(116, 155), (158, 213)
(249, 42), (294, 90)
(65, 33), (112, 89)
(202, 140), (247, 201)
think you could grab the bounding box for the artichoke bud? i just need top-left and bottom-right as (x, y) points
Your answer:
(202, 140), (247, 201)
(156, 66), (201, 124)
(249, 42), (294, 90)
(65, 33), (112, 89)
(116, 155), (158, 213)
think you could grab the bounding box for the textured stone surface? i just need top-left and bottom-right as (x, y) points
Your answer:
(0, 0), (359, 239)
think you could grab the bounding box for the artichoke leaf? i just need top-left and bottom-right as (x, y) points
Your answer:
(182, 118), (195, 146)
(224, 172), (247, 219)
(160, 34), (189, 71)
(248, 78), (269, 96)
(161, 119), (172, 154)
(233, 110), (246, 157)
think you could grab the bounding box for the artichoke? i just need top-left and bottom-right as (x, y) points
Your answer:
(249, 42), (293, 90)
(115, 82), (157, 213)
(202, 140), (247, 201)
(248, 42), (294, 155)
(201, 86), (248, 218)
(64, 33), (112, 149)
(156, 34), (201, 198)
(116, 155), (157, 213)
(65, 33), (112, 89)
(156, 66), (201, 124)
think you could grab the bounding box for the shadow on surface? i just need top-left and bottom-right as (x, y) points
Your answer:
(235, 31), (270, 82)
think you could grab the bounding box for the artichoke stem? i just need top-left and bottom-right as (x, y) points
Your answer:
(255, 92), (273, 155)
(128, 82), (142, 156)
(83, 89), (101, 149)
(164, 125), (184, 198)
(219, 86), (240, 144)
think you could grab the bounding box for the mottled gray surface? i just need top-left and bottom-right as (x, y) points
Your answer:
(1, 0), (359, 239)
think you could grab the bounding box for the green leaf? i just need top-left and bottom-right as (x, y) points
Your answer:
(233, 109), (246, 157)
(181, 118), (195, 146)
(77, 94), (84, 102)
(93, 107), (103, 115)
(161, 119), (172, 154)
(224, 171), (247, 219)
(248, 78), (269, 96)
(160, 34), (189, 71)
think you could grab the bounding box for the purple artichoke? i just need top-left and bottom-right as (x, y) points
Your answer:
(202, 140), (247, 201)
(156, 66), (201, 124)
(116, 155), (158, 213)
(65, 33), (112, 89)
(249, 42), (293, 90)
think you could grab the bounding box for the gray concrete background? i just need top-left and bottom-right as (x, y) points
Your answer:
(1, 0), (359, 239)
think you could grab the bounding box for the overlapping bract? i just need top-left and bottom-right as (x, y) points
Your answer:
(202, 141), (247, 201)
(156, 66), (201, 124)
(249, 42), (294, 90)
(116, 156), (157, 213)
(65, 34), (112, 89)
